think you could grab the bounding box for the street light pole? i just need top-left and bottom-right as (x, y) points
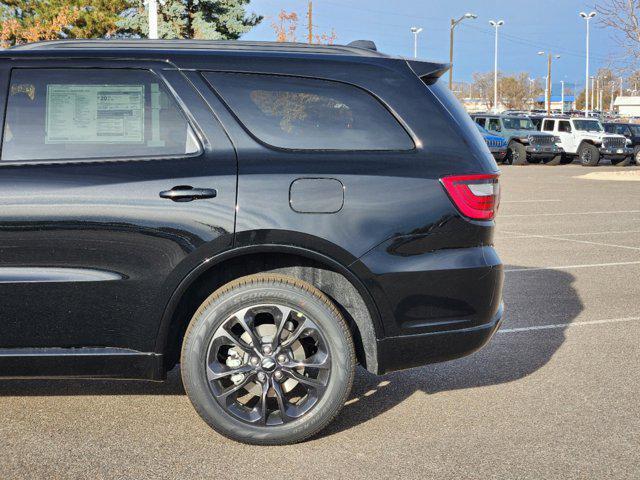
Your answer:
(147, 0), (158, 39)
(580, 11), (596, 116)
(410, 27), (423, 59)
(489, 20), (504, 112)
(449, 13), (477, 90)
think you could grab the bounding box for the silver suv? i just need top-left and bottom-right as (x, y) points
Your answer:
(472, 114), (563, 165)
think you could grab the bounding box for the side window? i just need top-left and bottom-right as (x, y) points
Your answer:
(2, 68), (200, 162)
(604, 124), (615, 133)
(487, 118), (501, 132)
(558, 121), (572, 133)
(475, 117), (486, 128)
(542, 120), (555, 132)
(204, 73), (414, 151)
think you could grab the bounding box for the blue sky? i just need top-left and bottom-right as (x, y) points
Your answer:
(242, 0), (618, 92)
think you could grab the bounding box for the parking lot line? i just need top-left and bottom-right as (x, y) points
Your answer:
(499, 229), (640, 238)
(501, 230), (640, 252)
(501, 209), (640, 218)
(498, 316), (640, 334)
(504, 260), (640, 273)
(501, 199), (561, 204)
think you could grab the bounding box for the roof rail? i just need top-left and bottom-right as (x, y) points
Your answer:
(347, 40), (377, 51)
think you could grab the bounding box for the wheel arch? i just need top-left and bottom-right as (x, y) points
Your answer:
(155, 244), (382, 375)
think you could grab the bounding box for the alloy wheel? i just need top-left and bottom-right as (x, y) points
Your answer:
(205, 304), (331, 426)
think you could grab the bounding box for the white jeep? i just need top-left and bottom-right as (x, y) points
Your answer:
(541, 117), (633, 166)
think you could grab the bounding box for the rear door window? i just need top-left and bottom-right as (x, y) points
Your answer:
(558, 121), (572, 133)
(2, 68), (200, 162)
(542, 120), (555, 132)
(487, 118), (501, 132)
(204, 73), (413, 151)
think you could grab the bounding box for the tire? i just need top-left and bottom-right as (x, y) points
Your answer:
(508, 141), (528, 165)
(560, 154), (574, 165)
(181, 273), (355, 445)
(610, 156), (631, 166)
(634, 146), (640, 165)
(578, 143), (600, 166)
(543, 155), (562, 166)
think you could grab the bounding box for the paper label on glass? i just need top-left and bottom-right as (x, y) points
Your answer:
(45, 85), (144, 143)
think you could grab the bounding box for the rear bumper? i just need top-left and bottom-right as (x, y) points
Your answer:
(376, 303), (503, 374)
(356, 243), (504, 374)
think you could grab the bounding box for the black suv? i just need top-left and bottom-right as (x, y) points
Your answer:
(603, 122), (640, 164)
(0, 40), (503, 445)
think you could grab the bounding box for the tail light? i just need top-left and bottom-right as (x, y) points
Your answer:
(440, 174), (500, 220)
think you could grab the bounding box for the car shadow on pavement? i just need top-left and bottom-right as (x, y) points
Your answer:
(0, 265), (582, 439)
(322, 264), (583, 437)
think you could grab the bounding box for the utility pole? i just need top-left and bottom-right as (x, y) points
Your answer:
(449, 13), (477, 90)
(538, 51), (560, 114)
(307, 1), (313, 44)
(147, 0), (158, 39)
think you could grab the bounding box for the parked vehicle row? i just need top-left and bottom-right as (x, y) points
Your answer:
(472, 112), (635, 166)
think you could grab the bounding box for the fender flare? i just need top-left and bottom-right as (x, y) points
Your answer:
(154, 243), (383, 372)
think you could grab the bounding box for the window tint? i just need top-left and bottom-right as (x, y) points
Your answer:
(2, 69), (200, 161)
(542, 120), (555, 132)
(487, 118), (501, 131)
(558, 121), (572, 133)
(475, 117), (486, 128)
(204, 73), (413, 151)
(604, 124), (616, 133)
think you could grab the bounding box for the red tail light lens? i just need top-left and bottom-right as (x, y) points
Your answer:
(440, 174), (500, 220)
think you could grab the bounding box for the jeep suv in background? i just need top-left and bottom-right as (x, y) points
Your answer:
(0, 40), (503, 445)
(541, 117), (632, 166)
(603, 122), (640, 164)
(472, 113), (563, 165)
(476, 123), (508, 162)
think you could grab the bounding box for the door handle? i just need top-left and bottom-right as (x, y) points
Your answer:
(159, 186), (217, 202)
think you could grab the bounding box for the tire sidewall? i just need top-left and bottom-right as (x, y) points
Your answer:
(181, 280), (354, 444)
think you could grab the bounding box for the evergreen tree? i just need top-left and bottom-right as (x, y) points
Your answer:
(1, 0), (128, 46)
(117, 0), (262, 40)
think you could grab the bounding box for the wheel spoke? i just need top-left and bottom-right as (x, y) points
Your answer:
(284, 368), (327, 390)
(235, 307), (262, 350)
(280, 316), (308, 348)
(284, 352), (330, 370)
(212, 330), (253, 355)
(214, 372), (256, 401)
(207, 363), (252, 382)
(256, 379), (270, 425)
(272, 306), (292, 350)
(272, 380), (292, 423)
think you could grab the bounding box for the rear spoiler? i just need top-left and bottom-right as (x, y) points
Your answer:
(406, 60), (450, 85)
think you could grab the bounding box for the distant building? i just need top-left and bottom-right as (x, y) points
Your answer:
(614, 96), (640, 117)
(534, 95), (575, 112)
(460, 98), (489, 113)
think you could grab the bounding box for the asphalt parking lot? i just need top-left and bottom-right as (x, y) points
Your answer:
(1, 164), (639, 479)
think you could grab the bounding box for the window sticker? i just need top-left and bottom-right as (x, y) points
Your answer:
(45, 85), (144, 144)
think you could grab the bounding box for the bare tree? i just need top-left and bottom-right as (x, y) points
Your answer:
(597, 1), (640, 64)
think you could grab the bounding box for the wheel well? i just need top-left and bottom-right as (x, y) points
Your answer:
(161, 252), (379, 374)
(579, 140), (596, 148)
